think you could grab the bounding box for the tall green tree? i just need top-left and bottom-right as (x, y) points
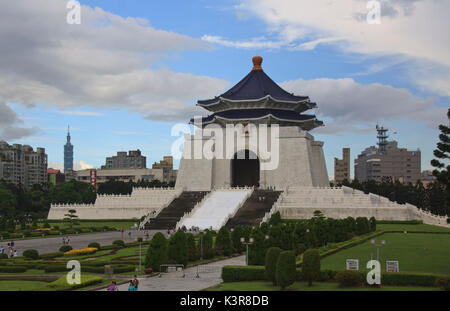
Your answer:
(431, 108), (450, 187)
(168, 229), (188, 267)
(145, 232), (168, 272)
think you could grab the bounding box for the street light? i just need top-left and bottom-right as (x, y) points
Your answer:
(371, 239), (386, 263)
(241, 237), (254, 266)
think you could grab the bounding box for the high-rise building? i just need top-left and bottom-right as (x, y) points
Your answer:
(0, 141), (47, 187)
(334, 148), (350, 184)
(64, 126), (73, 172)
(354, 126), (421, 183)
(102, 150), (146, 169)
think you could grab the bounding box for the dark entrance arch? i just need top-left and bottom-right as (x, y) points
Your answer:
(231, 150), (260, 187)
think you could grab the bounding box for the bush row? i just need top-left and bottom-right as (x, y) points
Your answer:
(221, 265), (447, 288)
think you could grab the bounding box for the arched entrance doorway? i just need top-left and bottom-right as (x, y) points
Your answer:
(231, 150), (260, 187)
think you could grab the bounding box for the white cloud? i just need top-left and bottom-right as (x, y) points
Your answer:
(227, 0), (450, 96)
(0, 0), (228, 123)
(59, 111), (104, 116)
(280, 77), (447, 134)
(0, 102), (40, 140)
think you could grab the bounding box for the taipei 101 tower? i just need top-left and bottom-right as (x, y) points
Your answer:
(64, 125), (73, 172)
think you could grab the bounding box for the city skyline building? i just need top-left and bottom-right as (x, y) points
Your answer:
(64, 126), (73, 173)
(354, 126), (421, 184)
(334, 148), (350, 184)
(102, 149), (146, 170)
(0, 141), (47, 188)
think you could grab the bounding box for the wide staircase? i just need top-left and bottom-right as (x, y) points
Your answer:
(143, 191), (209, 230)
(225, 190), (282, 228)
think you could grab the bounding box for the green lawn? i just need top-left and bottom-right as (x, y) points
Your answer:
(0, 280), (50, 291)
(321, 233), (450, 275)
(377, 224), (450, 233)
(207, 281), (440, 291)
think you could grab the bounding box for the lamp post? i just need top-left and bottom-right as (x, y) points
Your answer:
(371, 239), (386, 263)
(241, 237), (254, 266)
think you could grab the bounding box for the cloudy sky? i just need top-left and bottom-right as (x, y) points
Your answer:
(0, 0), (448, 178)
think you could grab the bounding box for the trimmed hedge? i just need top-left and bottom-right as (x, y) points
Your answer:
(0, 254), (8, 260)
(81, 264), (135, 274)
(381, 273), (438, 287)
(44, 265), (69, 273)
(222, 265), (336, 283)
(222, 266), (266, 282)
(46, 275), (103, 291)
(59, 245), (73, 253)
(0, 266), (27, 273)
(22, 249), (39, 260)
(376, 220), (423, 225)
(88, 242), (101, 250)
(436, 276), (450, 291)
(113, 240), (125, 248)
(335, 270), (364, 287)
(40, 252), (64, 259)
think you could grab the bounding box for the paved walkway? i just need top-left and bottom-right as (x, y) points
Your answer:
(0, 230), (165, 256)
(107, 255), (246, 291)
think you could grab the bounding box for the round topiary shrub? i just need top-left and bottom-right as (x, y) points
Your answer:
(265, 247), (282, 285)
(302, 249), (320, 286)
(23, 249), (39, 260)
(88, 242), (101, 250)
(59, 245), (73, 252)
(275, 250), (296, 290)
(168, 230), (188, 267)
(335, 270), (364, 287)
(215, 227), (233, 257)
(113, 240), (125, 248)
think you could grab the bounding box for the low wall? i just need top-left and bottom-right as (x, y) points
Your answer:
(47, 206), (159, 220)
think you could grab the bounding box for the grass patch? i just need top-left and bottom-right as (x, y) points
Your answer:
(0, 280), (50, 291)
(377, 224), (450, 233)
(321, 233), (450, 275)
(206, 281), (441, 291)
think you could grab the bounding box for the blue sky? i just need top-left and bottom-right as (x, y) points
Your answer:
(1, 0), (448, 179)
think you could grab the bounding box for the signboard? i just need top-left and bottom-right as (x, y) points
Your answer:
(89, 169), (97, 189)
(346, 259), (359, 271)
(386, 261), (399, 272)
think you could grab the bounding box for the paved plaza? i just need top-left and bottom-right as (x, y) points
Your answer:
(0, 229), (165, 256)
(108, 255), (246, 291)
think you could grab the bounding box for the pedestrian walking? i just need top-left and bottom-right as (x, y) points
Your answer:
(127, 280), (136, 291)
(132, 275), (139, 291)
(107, 281), (119, 291)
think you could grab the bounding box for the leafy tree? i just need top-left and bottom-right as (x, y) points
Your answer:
(369, 217), (377, 232)
(268, 211), (281, 226)
(231, 225), (245, 253)
(275, 250), (296, 290)
(215, 227), (233, 256)
(168, 229), (188, 267)
(199, 230), (214, 259)
(0, 188), (17, 216)
(265, 247), (282, 285)
(431, 108), (450, 187)
(248, 227), (266, 265)
(302, 249), (320, 286)
(185, 233), (199, 261)
(63, 209), (79, 229)
(145, 232), (168, 272)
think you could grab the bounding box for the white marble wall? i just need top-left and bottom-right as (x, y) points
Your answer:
(47, 188), (179, 220)
(175, 126), (329, 191)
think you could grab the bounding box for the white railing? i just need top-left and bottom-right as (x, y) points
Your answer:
(138, 188), (183, 229)
(260, 188), (286, 225)
(217, 188), (254, 229)
(175, 192), (212, 229)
